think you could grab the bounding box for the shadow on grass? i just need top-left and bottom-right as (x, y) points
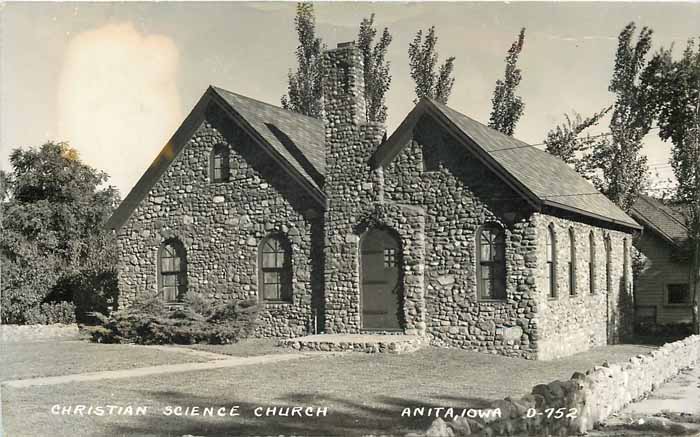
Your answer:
(105, 389), (493, 436)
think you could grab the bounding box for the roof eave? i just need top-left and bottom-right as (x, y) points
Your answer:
(544, 199), (642, 232)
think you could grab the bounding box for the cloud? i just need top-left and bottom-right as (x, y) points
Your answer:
(57, 22), (181, 196)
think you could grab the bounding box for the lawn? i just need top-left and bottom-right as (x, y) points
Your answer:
(1, 343), (656, 437)
(0, 340), (209, 382)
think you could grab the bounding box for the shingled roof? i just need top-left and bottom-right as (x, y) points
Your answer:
(372, 98), (641, 231)
(630, 194), (689, 246)
(106, 86), (326, 230)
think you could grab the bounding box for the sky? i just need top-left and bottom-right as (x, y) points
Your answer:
(2, 1), (699, 199)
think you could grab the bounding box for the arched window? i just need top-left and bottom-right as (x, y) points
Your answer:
(589, 231), (596, 294)
(546, 224), (557, 298)
(477, 224), (506, 300)
(259, 234), (292, 302)
(569, 227), (577, 295)
(159, 239), (187, 302)
(604, 234), (612, 293)
(210, 144), (230, 183)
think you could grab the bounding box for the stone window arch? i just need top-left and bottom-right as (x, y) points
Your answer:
(159, 239), (187, 302)
(546, 224), (558, 298)
(569, 227), (577, 295)
(210, 143), (230, 183)
(589, 231), (596, 294)
(259, 234), (293, 302)
(476, 223), (506, 300)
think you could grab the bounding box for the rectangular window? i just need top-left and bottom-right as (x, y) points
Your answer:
(666, 284), (691, 305)
(383, 248), (397, 268)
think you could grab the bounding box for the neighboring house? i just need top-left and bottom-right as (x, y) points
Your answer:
(107, 42), (641, 360)
(630, 195), (692, 327)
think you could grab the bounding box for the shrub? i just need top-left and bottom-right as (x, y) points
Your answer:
(87, 294), (259, 345)
(24, 301), (76, 325)
(634, 321), (693, 339)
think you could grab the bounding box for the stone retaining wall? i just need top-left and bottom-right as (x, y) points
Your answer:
(0, 324), (80, 343)
(417, 335), (700, 436)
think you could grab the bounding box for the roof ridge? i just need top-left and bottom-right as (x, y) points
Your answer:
(427, 98), (542, 151)
(210, 85), (325, 125)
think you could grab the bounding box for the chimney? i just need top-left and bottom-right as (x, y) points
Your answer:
(322, 41), (367, 128)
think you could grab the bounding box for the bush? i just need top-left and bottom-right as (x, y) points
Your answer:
(24, 301), (76, 325)
(87, 294), (259, 345)
(65, 270), (120, 323)
(634, 321), (693, 338)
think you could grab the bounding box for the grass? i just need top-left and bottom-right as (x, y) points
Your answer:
(175, 338), (289, 357)
(1, 343), (655, 437)
(0, 340), (209, 382)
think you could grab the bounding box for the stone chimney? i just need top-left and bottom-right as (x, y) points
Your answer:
(322, 41), (367, 128)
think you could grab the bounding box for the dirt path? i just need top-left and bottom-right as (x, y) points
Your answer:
(1, 352), (338, 389)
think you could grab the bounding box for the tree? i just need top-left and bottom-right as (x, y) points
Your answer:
(357, 14), (392, 124)
(0, 142), (120, 323)
(408, 26), (456, 104)
(544, 107), (610, 177)
(281, 3), (325, 118)
(643, 39), (700, 333)
(489, 28), (527, 136)
(591, 23), (655, 211)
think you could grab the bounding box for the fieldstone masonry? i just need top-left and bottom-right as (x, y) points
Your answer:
(116, 105), (322, 338)
(114, 41), (637, 360)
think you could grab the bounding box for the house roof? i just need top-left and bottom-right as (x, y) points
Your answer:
(211, 87), (326, 187)
(630, 194), (689, 246)
(106, 86), (326, 231)
(372, 98), (641, 231)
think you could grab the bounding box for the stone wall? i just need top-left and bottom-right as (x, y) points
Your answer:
(0, 324), (80, 343)
(419, 335), (700, 437)
(381, 117), (540, 359)
(533, 213), (634, 360)
(116, 104), (322, 338)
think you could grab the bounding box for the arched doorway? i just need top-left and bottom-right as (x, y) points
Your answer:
(360, 228), (403, 330)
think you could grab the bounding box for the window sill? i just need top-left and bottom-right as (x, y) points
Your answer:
(478, 299), (507, 303)
(263, 300), (294, 306)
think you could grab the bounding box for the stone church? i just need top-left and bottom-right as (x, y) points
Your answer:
(107, 42), (641, 360)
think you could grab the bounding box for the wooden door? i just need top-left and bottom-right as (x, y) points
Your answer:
(361, 228), (402, 330)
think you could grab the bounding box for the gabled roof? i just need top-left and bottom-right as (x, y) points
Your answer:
(630, 194), (689, 247)
(106, 86), (326, 231)
(372, 98), (641, 231)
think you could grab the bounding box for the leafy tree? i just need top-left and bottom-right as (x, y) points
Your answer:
(408, 26), (456, 104)
(643, 38), (700, 333)
(489, 28), (527, 136)
(590, 23), (655, 211)
(544, 107), (610, 177)
(281, 3), (325, 118)
(357, 14), (392, 124)
(0, 142), (120, 323)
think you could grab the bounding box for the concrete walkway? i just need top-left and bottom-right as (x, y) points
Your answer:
(2, 352), (336, 389)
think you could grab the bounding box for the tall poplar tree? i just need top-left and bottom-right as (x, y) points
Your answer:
(357, 14), (393, 124)
(588, 22), (655, 211)
(408, 26), (456, 104)
(281, 3), (325, 119)
(489, 28), (526, 136)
